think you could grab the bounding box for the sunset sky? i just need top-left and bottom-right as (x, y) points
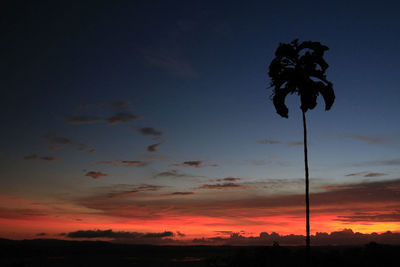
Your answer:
(1, 1), (400, 244)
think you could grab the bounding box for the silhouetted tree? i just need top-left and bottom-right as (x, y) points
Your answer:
(268, 39), (335, 256)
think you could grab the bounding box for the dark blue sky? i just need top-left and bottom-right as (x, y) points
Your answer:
(1, 0), (400, 239)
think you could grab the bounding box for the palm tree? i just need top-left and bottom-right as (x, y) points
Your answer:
(268, 39), (335, 255)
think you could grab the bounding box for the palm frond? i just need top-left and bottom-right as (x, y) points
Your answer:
(268, 39), (335, 117)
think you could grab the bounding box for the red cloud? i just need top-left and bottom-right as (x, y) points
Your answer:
(169, 161), (218, 168)
(198, 183), (247, 190)
(119, 160), (150, 167)
(85, 171), (108, 179)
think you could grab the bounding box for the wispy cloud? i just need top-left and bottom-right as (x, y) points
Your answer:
(352, 159), (400, 167)
(93, 160), (151, 167)
(345, 172), (387, 177)
(168, 192), (194, 196)
(66, 229), (174, 241)
(147, 141), (165, 152)
(107, 112), (140, 125)
(118, 160), (150, 167)
(85, 171), (108, 179)
(155, 170), (188, 178)
(342, 134), (389, 144)
(76, 178), (400, 224)
(75, 101), (131, 112)
(287, 141), (304, 147)
(169, 160), (218, 168)
(197, 183), (247, 190)
(65, 115), (105, 124)
(364, 172), (387, 177)
(42, 133), (71, 145)
(208, 177), (243, 183)
(257, 139), (304, 147)
(137, 127), (163, 136)
(23, 154), (58, 162)
(257, 139), (281, 144)
(66, 112), (140, 125)
(337, 212), (400, 223)
(107, 184), (165, 198)
(42, 133), (94, 153)
(216, 177), (242, 182)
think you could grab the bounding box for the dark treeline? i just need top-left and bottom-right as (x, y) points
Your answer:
(192, 229), (400, 246)
(1, 238), (399, 267)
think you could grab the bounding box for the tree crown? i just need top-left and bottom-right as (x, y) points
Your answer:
(269, 39), (334, 118)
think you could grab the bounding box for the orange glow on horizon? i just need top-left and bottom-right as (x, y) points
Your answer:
(1, 192), (399, 241)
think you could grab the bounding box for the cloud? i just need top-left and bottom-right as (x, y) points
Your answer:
(106, 184), (165, 199)
(257, 139), (281, 145)
(345, 172), (365, 177)
(75, 101), (131, 112)
(85, 171), (108, 179)
(42, 133), (71, 145)
(154, 170), (190, 178)
(336, 211), (400, 223)
(287, 141), (304, 147)
(61, 228), (400, 245)
(182, 161), (204, 168)
(137, 127), (163, 136)
(142, 231), (174, 238)
(66, 229), (174, 241)
(214, 230), (234, 235)
(119, 160), (150, 167)
(147, 141), (164, 152)
(23, 154), (58, 162)
(169, 192), (194, 195)
(94, 160), (150, 167)
(65, 115), (105, 124)
(95, 161), (114, 165)
(197, 183), (247, 190)
(365, 172), (387, 177)
(76, 178), (400, 225)
(345, 172), (387, 177)
(65, 112), (140, 125)
(107, 112), (140, 125)
(169, 161), (218, 168)
(257, 139), (304, 147)
(42, 133), (94, 153)
(99, 101), (131, 111)
(176, 231), (185, 237)
(353, 159), (400, 167)
(36, 232), (46, 236)
(342, 134), (388, 144)
(215, 177), (242, 182)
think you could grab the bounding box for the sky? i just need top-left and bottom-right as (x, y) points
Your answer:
(1, 0), (400, 244)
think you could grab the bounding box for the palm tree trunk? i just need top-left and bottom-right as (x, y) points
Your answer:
(302, 110), (310, 259)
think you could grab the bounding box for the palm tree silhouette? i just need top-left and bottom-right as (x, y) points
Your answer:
(268, 39), (334, 255)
